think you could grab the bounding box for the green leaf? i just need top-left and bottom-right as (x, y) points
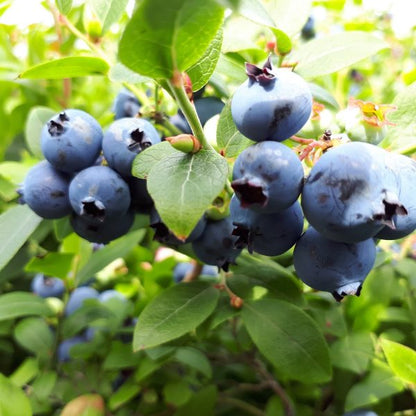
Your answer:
(216, 102), (253, 158)
(0, 292), (52, 321)
(0, 205), (42, 272)
(147, 149), (228, 238)
(9, 357), (39, 387)
(174, 347), (212, 379)
(0, 374), (32, 416)
(174, 385), (217, 416)
(187, 27), (223, 92)
(89, 0), (129, 33)
(14, 317), (54, 358)
(25, 252), (75, 279)
(75, 229), (146, 285)
(242, 299), (331, 383)
(56, 0), (72, 14)
(345, 359), (404, 411)
(108, 378), (141, 411)
(270, 28), (292, 55)
(308, 83), (340, 110)
(164, 381), (193, 407)
(215, 0), (274, 26)
(31, 371), (57, 401)
(103, 342), (142, 370)
(118, 0), (224, 79)
(381, 339), (416, 385)
(19, 57), (109, 80)
(263, 0), (312, 35)
(24, 106), (56, 158)
(132, 141), (178, 180)
(108, 63), (150, 84)
(330, 333), (374, 374)
(133, 282), (219, 350)
(293, 31), (389, 79)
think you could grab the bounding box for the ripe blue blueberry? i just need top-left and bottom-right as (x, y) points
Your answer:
(343, 411), (378, 416)
(69, 165), (131, 223)
(232, 141), (304, 213)
(192, 216), (242, 271)
(293, 227), (376, 300)
(169, 113), (192, 134)
(301, 16), (316, 40)
(99, 289), (126, 303)
(57, 336), (86, 362)
(231, 57), (312, 142)
(127, 176), (154, 212)
(102, 117), (161, 177)
(301, 142), (406, 243)
(31, 273), (65, 298)
(173, 262), (218, 283)
(113, 88), (141, 120)
(41, 109), (103, 173)
(70, 208), (135, 244)
(230, 196), (304, 256)
(19, 160), (72, 219)
(65, 286), (99, 316)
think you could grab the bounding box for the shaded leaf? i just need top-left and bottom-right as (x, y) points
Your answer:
(118, 0), (224, 79)
(134, 282), (219, 350)
(19, 57), (109, 79)
(174, 347), (212, 379)
(242, 298), (331, 382)
(0, 292), (52, 321)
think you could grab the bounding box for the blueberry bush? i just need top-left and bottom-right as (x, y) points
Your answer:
(1, 1), (416, 415)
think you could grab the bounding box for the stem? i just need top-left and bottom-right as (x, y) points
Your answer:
(218, 395), (264, 416)
(166, 78), (213, 150)
(122, 82), (151, 108)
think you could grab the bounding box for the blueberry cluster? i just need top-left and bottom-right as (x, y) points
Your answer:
(223, 58), (416, 300)
(19, 102), (161, 244)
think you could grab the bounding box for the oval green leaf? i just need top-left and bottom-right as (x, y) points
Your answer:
(133, 282), (220, 350)
(381, 338), (416, 385)
(0, 205), (42, 272)
(147, 149), (228, 239)
(19, 56), (109, 79)
(90, 0), (129, 34)
(293, 31), (389, 79)
(242, 298), (332, 383)
(118, 0), (224, 80)
(0, 374), (32, 416)
(0, 292), (53, 321)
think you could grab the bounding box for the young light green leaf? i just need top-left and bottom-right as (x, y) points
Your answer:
(187, 27), (223, 92)
(242, 298), (332, 383)
(345, 359), (404, 411)
(24, 107), (55, 158)
(89, 0), (129, 33)
(14, 317), (54, 358)
(25, 252), (75, 279)
(133, 282), (219, 350)
(118, 0), (224, 79)
(132, 141), (179, 180)
(0, 205), (42, 272)
(215, 0), (275, 27)
(263, 0), (312, 35)
(56, 0), (72, 15)
(0, 292), (53, 321)
(381, 338), (416, 384)
(108, 63), (150, 84)
(75, 229), (146, 285)
(216, 102), (253, 158)
(147, 149), (228, 239)
(293, 31), (389, 79)
(330, 333), (374, 374)
(270, 28), (292, 55)
(19, 57), (109, 79)
(0, 374), (32, 416)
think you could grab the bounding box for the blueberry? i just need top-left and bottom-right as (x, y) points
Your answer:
(65, 286), (99, 316)
(301, 16), (316, 40)
(70, 208), (135, 244)
(57, 336), (86, 362)
(232, 141), (304, 213)
(173, 262), (218, 283)
(301, 142), (406, 243)
(169, 113), (192, 134)
(98, 289), (126, 303)
(231, 58), (312, 142)
(150, 207), (206, 246)
(192, 216), (242, 271)
(230, 196), (304, 256)
(375, 152), (416, 240)
(127, 176), (154, 212)
(31, 273), (65, 298)
(69, 165), (131, 223)
(102, 117), (161, 177)
(112, 88), (141, 120)
(293, 227), (376, 300)
(343, 411), (378, 416)
(20, 160), (72, 219)
(41, 109), (103, 173)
